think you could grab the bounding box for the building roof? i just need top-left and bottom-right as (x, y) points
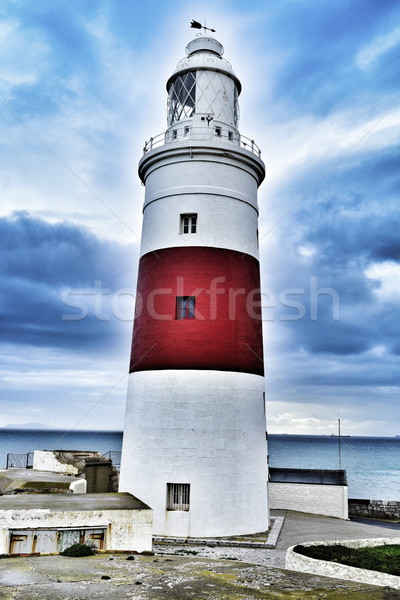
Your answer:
(0, 492), (151, 511)
(0, 468), (80, 493)
(269, 468), (348, 486)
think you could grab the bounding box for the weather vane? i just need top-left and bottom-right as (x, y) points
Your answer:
(190, 20), (216, 33)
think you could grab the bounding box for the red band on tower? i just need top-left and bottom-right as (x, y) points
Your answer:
(130, 247), (264, 375)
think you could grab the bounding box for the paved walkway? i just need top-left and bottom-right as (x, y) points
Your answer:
(2, 512), (400, 599)
(155, 510), (400, 569)
(276, 509), (400, 551)
(153, 514), (284, 548)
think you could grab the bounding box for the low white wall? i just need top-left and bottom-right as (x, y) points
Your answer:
(269, 482), (348, 520)
(33, 451), (78, 476)
(0, 506), (152, 554)
(286, 538), (400, 589)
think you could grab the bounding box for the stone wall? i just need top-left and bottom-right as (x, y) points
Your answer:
(348, 498), (400, 519)
(33, 450), (119, 492)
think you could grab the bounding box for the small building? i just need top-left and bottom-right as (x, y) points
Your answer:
(0, 493), (152, 555)
(268, 468), (348, 520)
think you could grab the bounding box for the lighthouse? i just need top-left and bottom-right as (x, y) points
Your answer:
(119, 31), (268, 537)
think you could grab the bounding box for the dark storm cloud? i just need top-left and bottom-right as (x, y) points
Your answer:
(0, 278), (101, 348)
(308, 211), (400, 266)
(0, 212), (136, 349)
(263, 147), (400, 360)
(0, 212), (130, 285)
(274, 145), (400, 269)
(270, 239), (399, 361)
(331, 149), (400, 199)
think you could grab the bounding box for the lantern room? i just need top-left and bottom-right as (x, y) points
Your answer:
(166, 35), (241, 136)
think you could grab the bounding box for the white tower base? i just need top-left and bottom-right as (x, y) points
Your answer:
(119, 370), (269, 537)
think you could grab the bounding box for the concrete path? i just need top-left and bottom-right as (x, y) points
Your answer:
(155, 510), (400, 569)
(276, 509), (400, 552)
(1, 512), (400, 599)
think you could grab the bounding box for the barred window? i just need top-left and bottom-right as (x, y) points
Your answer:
(176, 297), (195, 320)
(167, 483), (190, 511)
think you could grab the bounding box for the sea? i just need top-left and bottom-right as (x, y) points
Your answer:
(1, 429), (399, 501)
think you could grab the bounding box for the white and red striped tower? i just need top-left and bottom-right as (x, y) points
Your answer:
(119, 32), (268, 537)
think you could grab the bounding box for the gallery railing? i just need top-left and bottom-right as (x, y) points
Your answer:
(142, 126), (262, 158)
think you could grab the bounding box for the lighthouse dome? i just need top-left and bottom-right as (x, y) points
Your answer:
(185, 35), (223, 57)
(167, 34), (241, 95)
(166, 34), (241, 129)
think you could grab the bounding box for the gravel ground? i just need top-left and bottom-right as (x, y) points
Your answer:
(154, 543), (287, 568)
(1, 552), (398, 600)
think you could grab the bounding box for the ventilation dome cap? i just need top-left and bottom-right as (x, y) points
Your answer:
(186, 35), (223, 57)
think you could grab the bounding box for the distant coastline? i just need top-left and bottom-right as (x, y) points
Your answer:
(1, 430), (399, 499)
(1, 425), (123, 433)
(2, 423), (55, 430)
(2, 427), (400, 439)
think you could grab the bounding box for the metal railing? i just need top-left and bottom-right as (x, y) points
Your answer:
(143, 125), (262, 158)
(6, 452), (33, 469)
(102, 451), (121, 467)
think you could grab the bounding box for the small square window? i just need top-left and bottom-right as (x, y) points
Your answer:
(184, 126), (190, 135)
(167, 483), (190, 511)
(172, 129), (178, 140)
(176, 296), (195, 320)
(228, 131), (233, 141)
(180, 213), (197, 234)
(215, 126), (222, 137)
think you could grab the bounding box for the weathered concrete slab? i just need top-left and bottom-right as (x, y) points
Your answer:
(0, 553), (399, 599)
(0, 492), (150, 511)
(0, 469), (78, 493)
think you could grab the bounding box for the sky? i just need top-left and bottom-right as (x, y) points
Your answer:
(0, 0), (399, 436)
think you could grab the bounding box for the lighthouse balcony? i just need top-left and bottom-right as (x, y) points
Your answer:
(143, 125), (262, 158)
